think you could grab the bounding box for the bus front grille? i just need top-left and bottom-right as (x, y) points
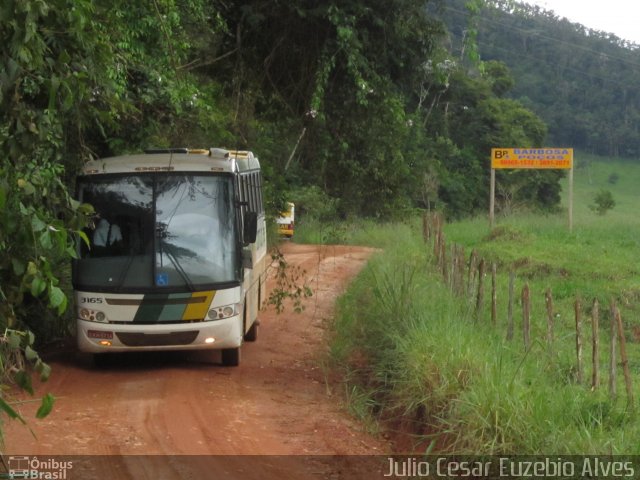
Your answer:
(116, 331), (199, 347)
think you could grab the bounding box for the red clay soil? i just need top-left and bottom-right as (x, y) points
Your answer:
(2, 243), (393, 479)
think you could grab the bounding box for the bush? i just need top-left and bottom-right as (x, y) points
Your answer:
(288, 185), (339, 222)
(589, 189), (616, 215)
(0, 157), (91, 444)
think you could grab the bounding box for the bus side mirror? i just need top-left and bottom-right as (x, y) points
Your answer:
(243, 211), (258, 244)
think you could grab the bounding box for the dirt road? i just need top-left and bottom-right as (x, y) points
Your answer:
(2, 243), (392, 479)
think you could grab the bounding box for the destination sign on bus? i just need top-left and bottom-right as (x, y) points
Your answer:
(491, 148), (573, 169)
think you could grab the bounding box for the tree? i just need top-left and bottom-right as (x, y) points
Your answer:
(0, 0), (106, 437)
(423, 60), (553, 216)
(438, 0), (640, 158)
(205, 0), (445, 217)
(590, 189), (616, 215)
(0, 0), (229, 438)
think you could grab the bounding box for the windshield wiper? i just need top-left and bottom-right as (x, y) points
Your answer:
(115, 252), (137, 293)
(160, 242), (196, 292)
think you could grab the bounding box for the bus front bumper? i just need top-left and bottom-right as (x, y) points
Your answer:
(77, 317), (243, 353)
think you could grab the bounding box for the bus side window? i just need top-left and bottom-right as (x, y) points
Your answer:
(242, 175), (250, 212)
(257, 173), (264, 213)
(249, 172), (257, 212)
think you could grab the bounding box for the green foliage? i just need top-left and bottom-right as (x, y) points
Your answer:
(294, 218), (419, 249)
(416, 49), (553, 216)
(462, 0), (484, 66)
(0, 0), (231, 319)
(589, 189), (616, 215)
(0, 0), (95, 441)
(438, 0), (640, 158)
(0, 159), (93, 327)
(483, 60), (515, 97)
(0, 0), (622, 451)
(287, 185), (338, 222)
(266, 249), (312, 313)
(0, 0), (565, 338)
(330, 218), (640, 454)
(0, 149), (88, 443)
(0, 329), (55, 441)
(318, 89), (417, 217)
(95, 0), (232, 152)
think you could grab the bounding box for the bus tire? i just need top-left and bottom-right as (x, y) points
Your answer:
(244, 320), (258, 342)
(221, 347), (240, 367)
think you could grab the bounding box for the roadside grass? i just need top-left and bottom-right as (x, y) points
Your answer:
(329, 231), (640, 454)
(292, 216), (418, 249)
(303, 154), (640, 454)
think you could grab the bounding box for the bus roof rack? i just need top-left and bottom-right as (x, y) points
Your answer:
(228, 150), (252, 158)
(210, 148), (230, 159)
(144, 148), (211, 155)
(145, 148), (189, 154)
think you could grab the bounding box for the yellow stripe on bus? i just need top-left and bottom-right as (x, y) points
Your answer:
(182, 291), (216, 321)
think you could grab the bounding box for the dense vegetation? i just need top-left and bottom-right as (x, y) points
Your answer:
(0, 1), (561, 342)
(323, 157), (640, 454)
(435, 0), (640, 158)
(1, 0), (639, 446)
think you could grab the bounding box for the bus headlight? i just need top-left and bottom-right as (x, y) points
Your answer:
(207, 304), (239, 321)
(78, 308), (108, 323)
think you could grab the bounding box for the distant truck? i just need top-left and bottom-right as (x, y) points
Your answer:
(277, 202), (295, 238)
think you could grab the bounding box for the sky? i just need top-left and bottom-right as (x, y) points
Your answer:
(525, 0), (640, 44)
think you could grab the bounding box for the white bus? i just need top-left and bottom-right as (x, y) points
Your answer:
(72, 148), (267, 366)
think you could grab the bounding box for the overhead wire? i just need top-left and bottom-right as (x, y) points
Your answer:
(438, 3), (640, 72)
(480, 41), (637, 92)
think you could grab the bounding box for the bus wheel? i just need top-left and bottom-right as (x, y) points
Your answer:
(244, 320), (259, 342)
(221, 347), (240, 367)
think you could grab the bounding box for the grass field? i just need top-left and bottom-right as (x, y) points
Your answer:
(296, 153), (640, 454)
(445, 154), (640, 317)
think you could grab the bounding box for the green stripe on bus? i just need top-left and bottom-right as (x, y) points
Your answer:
(133, 294), (169, 323)
(158, 293), (192, 322)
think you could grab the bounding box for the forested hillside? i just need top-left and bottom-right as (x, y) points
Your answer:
(1, 0), (618, 342)
(435, 0), (640, 158)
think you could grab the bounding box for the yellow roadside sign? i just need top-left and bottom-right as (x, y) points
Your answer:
(491, 148), (573, 169)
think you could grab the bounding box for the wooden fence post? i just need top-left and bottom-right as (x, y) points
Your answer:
(614, 306), (634, 409)
(422, 212), (430, 242)
(441, 237), (448, 284)
(467, 249), (478, 300)
(491, 263), (497, 326)
(433, 215), (441, 261)
(609, 301), (617, 400)
(450, 244), (457, 292)
(591, 298), (600, 390)
(475, 259), (485, 321)
(575, 297), (583, 384)
(545, 289), (555, 351)
(457, 246), (466, 297)
(506, 271), (515, 341)
(522, 283), (530, 350)
(451, 245), (461, 296)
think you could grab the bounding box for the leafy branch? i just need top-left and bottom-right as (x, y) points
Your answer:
(266, 248), (313, 314)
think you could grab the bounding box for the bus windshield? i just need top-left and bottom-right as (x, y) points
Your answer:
(74, 173), (239, 291)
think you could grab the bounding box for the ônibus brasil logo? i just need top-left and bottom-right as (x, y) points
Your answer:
(3, 457), (73, 479)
